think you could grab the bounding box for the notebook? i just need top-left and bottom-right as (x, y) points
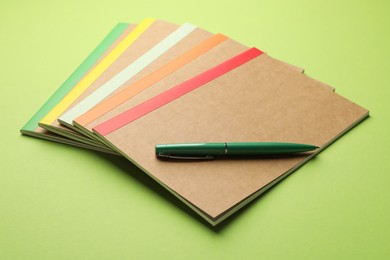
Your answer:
(20, 23), (133, 154)
(92, 48), (369, 225)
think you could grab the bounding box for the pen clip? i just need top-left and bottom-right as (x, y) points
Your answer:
(157, 153), (214, 160)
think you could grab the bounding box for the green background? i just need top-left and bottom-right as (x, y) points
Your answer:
(1, 0), (389, 259)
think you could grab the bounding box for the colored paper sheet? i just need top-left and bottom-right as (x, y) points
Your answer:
(37, 18), (160, 149)
(59, 23), (197, 126)
(20, 23), (131, 153)
(74, 34), (228, 128)
(95, 48), (263, 135)
(39, 18), (155, 126)
(40, 20), (194, 148)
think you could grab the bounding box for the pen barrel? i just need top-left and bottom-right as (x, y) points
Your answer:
(226, 142), (317, 155)
(156, 142), (318, 158)
(156, 143), (225, 155)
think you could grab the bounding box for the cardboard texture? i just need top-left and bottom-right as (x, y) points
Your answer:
(20, 23), (134, 153)
(93, 52), (368, 225)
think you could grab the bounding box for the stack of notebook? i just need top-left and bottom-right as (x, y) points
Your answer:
(21, 18), (369, 226)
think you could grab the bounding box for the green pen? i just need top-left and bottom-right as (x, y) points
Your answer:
(155, 142), (319, 160)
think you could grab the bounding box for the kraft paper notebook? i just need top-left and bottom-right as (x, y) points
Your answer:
(41, 19), (198, 148)
(73, 40), (330, 142)
(38, 18), (158, 149)
(20, 23), (134, 154)
(92, 48), (369, 225)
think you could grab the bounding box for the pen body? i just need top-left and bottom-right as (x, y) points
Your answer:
(226, 142), (316, 155)
(156, 143), (226, 156)
(156, 142), (318, 157)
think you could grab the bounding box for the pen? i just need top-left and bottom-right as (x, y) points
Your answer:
(155, 142), (319, 160)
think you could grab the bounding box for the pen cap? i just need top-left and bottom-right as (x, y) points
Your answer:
(156, 143), (225, 155)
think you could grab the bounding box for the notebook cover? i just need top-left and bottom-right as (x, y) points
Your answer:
(20, 23), (132, 154)
(93, 49), (369, 225)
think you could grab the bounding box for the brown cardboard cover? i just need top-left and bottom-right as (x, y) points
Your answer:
(100, 54), (368, 224)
